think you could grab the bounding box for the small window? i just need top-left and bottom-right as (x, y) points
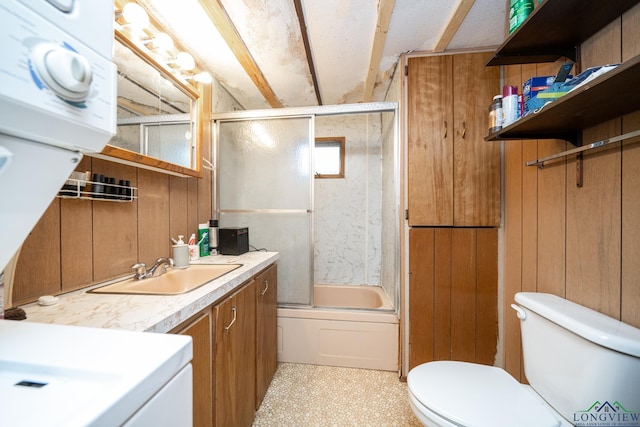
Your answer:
(315, 137), (345, 179)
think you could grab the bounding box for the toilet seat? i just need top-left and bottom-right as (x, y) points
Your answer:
(407, 361), (563, 427)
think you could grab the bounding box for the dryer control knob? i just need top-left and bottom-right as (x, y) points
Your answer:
(32, 42), (92, 102)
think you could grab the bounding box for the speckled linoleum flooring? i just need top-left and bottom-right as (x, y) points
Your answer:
(253, 363), (422, 427)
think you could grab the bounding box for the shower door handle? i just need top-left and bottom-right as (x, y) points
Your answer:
(260, 280), (269, 296)
(224, 307), (237, 330)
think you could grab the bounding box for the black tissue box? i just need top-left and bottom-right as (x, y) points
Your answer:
(218, 227), (249, 255)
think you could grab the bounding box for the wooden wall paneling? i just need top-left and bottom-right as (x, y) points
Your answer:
(92, 159), (138, 281)
(565, 21), (622, 317)
(533, 61), (568, 299)
(566, 122), (622, 317)
(476, 228), (498, 366)
(521, 64), (539, 296)
(198, 84), (213, 225)
(137, 169), (171, 266)
(621, 4), (640, 328)
(452, 53), (501, 226)
(450, 228), (476, 362)
(535, 135), (566, 298)
(12, 201), (61, 305)
(621, 111), (640, 328)
(622, 4), (640, 60)
(502, 64), (524, 381)
(188, 177), (200, 238)
(60, 158), (93, 292)
(433, 228), (452, 361)
(407, 56), (454, 226)
(408, 228), (435, 369)
(169, 176), (189, 250)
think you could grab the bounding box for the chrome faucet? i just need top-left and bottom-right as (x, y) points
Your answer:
(130, 257), (174, 280)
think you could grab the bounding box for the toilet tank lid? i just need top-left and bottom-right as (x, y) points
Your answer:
(515, 293), (640, 358)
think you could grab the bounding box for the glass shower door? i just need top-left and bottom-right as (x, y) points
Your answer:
(217, 117), (313, 306)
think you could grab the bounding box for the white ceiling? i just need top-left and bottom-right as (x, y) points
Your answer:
(136, 0), (508, 109)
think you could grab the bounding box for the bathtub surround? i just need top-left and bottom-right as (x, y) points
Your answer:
(253, 363), (421, 427)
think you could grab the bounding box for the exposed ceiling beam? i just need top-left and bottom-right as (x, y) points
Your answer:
(293, 0), (323, 106)
(363, 0), (396, 102)
(196, 0), (283, 108)
(433, 0), (476, 53)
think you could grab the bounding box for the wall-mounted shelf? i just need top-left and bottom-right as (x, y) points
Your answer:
(487, 0), (640, 66)
(57, 178), (137, 202)
(485, 54), (640, 145)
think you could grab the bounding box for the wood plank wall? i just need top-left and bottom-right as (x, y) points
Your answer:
(10, 85), (213, 306)
(502, 5), (640, 382)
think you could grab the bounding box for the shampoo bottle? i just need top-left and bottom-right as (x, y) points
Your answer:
(198, 223), (209, 257)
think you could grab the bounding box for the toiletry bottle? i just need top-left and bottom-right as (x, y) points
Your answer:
(188, 233), (199, 260)
(208, 219), (219, 255)
(198, 223), (209, 257)
(172, 235), (189, 268)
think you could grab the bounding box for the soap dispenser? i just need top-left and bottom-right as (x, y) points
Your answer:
(172, 235), (189, 269)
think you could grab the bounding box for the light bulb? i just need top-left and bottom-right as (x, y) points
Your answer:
(150, 33), (174, 51)
(122, 3), (149, 29)
(175, 52), (195, 71)
(193, 72), (212, 83)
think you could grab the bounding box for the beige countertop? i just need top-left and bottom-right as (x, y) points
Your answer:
(21, 252), (278, 333)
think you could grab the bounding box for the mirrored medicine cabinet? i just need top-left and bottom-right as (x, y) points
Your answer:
(95, 30), (203, 178)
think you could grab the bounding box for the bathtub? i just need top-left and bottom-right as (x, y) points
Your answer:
(277, 285), (399, 371)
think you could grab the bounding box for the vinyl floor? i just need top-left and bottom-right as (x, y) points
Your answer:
(253, 363), (422, 427)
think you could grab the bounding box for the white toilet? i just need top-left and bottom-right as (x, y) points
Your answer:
(407, 292), (640, 427)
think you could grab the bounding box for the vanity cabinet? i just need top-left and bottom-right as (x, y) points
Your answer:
(407, 52), (500, 226)
(255, 263), (278, 408)
(171, 309), (213, 427)
(169, 262), (278, 427)
(214, 279), (257, 427)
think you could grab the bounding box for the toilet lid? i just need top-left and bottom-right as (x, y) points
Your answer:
(408, 361), (561, 427)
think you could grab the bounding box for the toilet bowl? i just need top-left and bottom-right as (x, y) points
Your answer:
(407, 361), (568, 427)
(407, 292), (640, 427)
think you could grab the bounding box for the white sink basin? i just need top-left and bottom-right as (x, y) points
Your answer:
(88, 264), (242, 295)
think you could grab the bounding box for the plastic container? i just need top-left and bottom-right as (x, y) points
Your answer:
(198, 223), (209, 257)
(509, 0), (534, 34)
(488, 95), (503, 134)
(502, 85), (519, 126)
(172, 235), (189, 268)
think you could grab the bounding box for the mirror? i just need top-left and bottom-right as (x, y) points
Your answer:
(98, 30), (202, 177)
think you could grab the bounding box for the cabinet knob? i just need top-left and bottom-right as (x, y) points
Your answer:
(260, 280), (269, 296)
(461, 121), (466, 139)
(443, 121), (448, 139)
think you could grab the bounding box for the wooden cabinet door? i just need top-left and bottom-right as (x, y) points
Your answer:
(173, 310), (213, 427)
(408, 55), (454, 226)
(409, 228), (498, 370)
(215, 280), (256, 427)
(407, 53), (500, 226)
(452, 53), (501, 226)
(255, 263), (278, 408)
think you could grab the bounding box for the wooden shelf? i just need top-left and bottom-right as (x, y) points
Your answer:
(487, 0), (640, 66)
(486, 54), (640, 145)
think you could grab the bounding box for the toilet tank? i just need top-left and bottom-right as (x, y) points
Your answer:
(514, 292), (640, 426)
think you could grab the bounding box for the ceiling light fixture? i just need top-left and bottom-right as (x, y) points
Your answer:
(121, 2), (149, 29)
(143, 32), (174, 51)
